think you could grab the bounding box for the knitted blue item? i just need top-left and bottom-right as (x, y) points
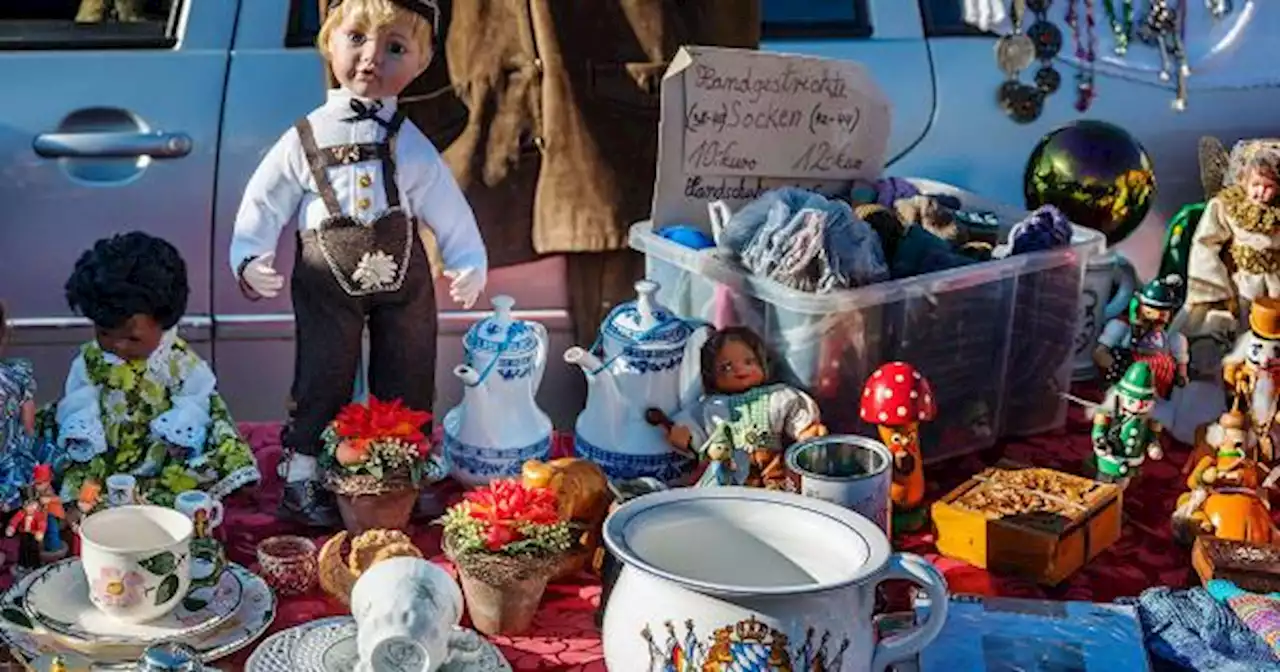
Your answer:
(1133, 585), (1280, 670)
(1008, 205), (1074, 255)
(890, 226), (978, 278)
(721, 187), (889, 291)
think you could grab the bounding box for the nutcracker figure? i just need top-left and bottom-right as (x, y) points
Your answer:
(1094, 274), (1189, 397)
(1091, 362), (1165, 488)
(1221, 297), (1280, 462)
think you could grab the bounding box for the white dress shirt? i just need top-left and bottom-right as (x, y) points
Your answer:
(230, 89), (487, 277)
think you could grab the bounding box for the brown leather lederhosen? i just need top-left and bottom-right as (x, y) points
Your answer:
(281, 110), (438, 457)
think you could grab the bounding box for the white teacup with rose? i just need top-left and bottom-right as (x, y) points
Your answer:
(79, 505), (210, 623)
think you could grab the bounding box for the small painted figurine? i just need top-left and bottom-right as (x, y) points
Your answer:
(858, 361), (937, 532)
(31, 464), (65, 556)
(662, 327), (825, 490)
(1090, 361), (1164, 487)
(1222, 297), (1280, 462)
(1173, 409), (1276, 545)
(6, 471), (64, 575)
(1094, 275), (1190, 398)
(1185, 147), (1280, 330)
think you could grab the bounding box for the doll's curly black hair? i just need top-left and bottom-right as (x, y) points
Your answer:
(64, 232), (189, 330)
(699, 326), (771, 394)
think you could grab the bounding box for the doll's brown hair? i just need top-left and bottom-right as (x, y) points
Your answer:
(699, 326), (771, 394)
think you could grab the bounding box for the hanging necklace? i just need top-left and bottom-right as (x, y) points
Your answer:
(1067, 0), (1098, 112)
(1100, 0), (1134, 54)
(996, 0), (1043, 123)
(1027, 0), (1064, 98)
(1138, 0), (1190, 110)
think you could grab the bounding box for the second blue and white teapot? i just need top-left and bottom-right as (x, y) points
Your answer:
(565, 280), (710, 483)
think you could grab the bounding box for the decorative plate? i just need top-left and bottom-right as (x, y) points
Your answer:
(0, 563), (276, 665)
(245, 617), (512, 672)
(24, 557), (243, 645)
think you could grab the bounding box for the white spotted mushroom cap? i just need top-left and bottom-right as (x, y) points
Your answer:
(858, 361), (937, 427)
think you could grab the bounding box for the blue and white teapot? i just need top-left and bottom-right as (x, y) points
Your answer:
(564, 280), (710, 483)
(443, 295), (553, 487)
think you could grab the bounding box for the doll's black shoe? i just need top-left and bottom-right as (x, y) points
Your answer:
(278, 479), (339, 528)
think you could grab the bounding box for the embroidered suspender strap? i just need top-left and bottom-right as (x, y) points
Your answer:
(380, 109), (409, 209)
(318, 143), (393, 167)
(293, 119), (343, 217)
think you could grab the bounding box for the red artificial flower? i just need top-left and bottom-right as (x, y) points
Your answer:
(333, 395), (432, 445)
(465, 479), (563, 529)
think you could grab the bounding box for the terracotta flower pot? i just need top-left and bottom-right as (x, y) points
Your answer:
(335, 488), (418, 535)
(444, 536), (561, 636)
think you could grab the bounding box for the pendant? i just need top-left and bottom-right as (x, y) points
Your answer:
(995, 33), (1037, 77)
(1027, 20), (1064, 59)
(1035, 66), (1062, 94)
(1000, 82), (1044, 124)
(1206, 0), (1232, 20)
(1138, 1), (1179, 81)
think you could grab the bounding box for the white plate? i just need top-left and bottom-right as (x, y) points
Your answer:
(24, 558), (243, 645)
(246, 617), (512, 672)
(0, 563), (276, 665)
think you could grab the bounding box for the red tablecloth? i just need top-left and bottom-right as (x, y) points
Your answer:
(212, 399), (1197, 671)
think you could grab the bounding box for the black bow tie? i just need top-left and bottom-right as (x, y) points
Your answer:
(342, 99), (391, 129)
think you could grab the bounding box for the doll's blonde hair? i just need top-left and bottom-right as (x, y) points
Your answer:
(318, 0), (435, 68)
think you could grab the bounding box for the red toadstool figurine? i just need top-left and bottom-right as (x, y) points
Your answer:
(860, 362), (936, 532)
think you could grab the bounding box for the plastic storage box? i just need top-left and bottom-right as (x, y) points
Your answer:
(631, 179), (1106, 463)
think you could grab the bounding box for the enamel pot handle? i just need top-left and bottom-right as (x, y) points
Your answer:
(869, 552), (949, 672)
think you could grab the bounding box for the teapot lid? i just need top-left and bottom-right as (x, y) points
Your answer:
(601, 280), (693, 347)
(465, 295), (539, 357)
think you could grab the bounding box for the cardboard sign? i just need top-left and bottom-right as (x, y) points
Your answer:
(652, 46), (892, 230)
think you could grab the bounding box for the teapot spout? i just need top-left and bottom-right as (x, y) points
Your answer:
(564, 346), (606, 375)
(454, 364), (482, 387)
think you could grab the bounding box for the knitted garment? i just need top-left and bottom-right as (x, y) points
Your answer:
(1208, 579), (1280, 659)
(721, 187), (889, 292)
(1132, 586), (1280, 670)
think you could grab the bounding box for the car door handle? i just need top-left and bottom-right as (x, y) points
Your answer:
(33, 131), (192, 159)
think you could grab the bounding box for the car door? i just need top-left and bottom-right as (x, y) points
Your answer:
(904, 0), (1280, 278)
(0, 0), (235, 404)
(761, 0), (935, 163)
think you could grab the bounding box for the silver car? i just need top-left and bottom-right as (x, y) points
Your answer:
(3, 0), (1277, 427)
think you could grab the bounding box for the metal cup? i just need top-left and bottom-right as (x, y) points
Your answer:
(785, 435), (893, 536)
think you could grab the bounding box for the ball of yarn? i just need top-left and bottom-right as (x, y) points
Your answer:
(873, 177), (920, 209)
(656, 224), (716, 249)
(1008, 205), (1073, 255)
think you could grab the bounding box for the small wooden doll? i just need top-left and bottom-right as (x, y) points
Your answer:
(1222, 297), (1280, 462)
(1173, 409), (1276, 545)
(858, 362), (937, 532)
(31, 464), (65, 556)
(1094, 275), (1189, 397)
(1090, 362), (1164, 488)
(659, 327), (826, 490)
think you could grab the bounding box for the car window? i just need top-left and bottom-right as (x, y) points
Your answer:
(919, 0), (988, 36)
(0, 0), (181, 50)
(763, 0), (871, 39)
(287, 0), (322, 48)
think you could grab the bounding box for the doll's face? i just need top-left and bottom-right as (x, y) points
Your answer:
(712, 340), (766, 393)
(878, 424), (919, 451)
(95, 314), (163, 362)
(327, 9), (429, 99)
(1245, 169), (1279, 205)
(1136, 304), (1171, 329)
(1246, 335), (1280, 367)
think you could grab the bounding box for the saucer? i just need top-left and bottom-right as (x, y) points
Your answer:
(0, 563), (276, 664)
(24, 557), (243, 645)
(245, 617), (512, 672)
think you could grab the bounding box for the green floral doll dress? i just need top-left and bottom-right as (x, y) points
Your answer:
(38, 330), (260, 506)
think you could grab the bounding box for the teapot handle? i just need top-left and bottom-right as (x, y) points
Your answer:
(531, 322), (549, 393)
(678, 324), (712, 411)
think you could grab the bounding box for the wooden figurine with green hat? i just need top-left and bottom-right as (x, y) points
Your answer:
(1091, 361), (1164, 488)
(1094, 274), (1189, 399)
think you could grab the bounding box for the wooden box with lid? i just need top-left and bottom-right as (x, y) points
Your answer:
(931, 461), (1123, 585)
(1192, 536), (1280, 594)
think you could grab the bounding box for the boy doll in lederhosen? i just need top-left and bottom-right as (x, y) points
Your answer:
(230, 0), (487, 526)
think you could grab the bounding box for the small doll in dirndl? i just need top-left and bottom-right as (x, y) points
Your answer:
(230, 0), (487, 527)
(659, 327), (826, 489)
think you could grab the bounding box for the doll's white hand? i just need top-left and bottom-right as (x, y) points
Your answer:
(241, 252), (284, 299)
(444, 267), (485, 309)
